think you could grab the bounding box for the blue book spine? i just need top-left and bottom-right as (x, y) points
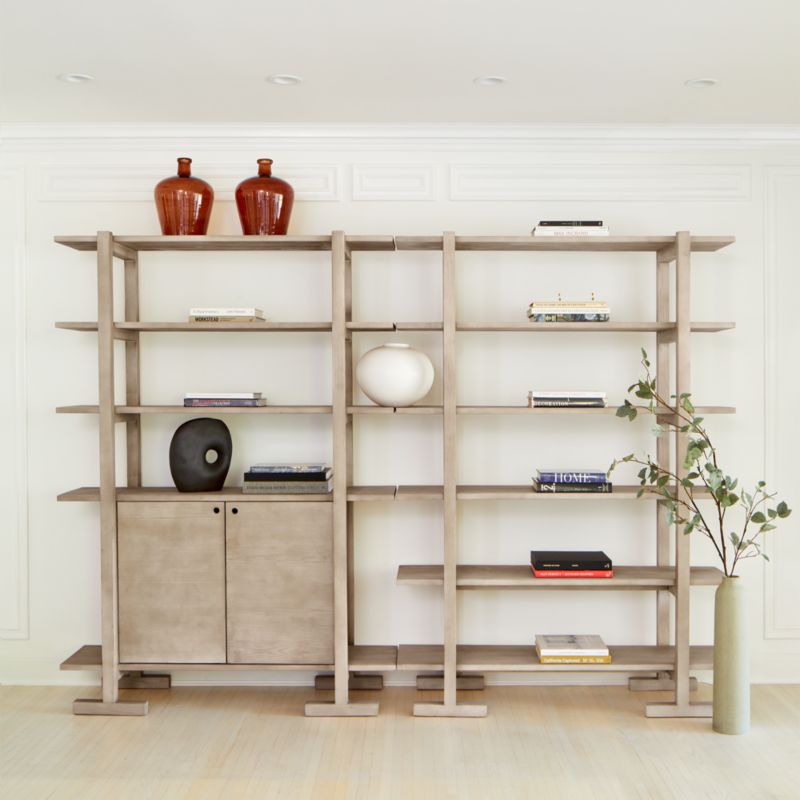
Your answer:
(537, 471), (607, 483)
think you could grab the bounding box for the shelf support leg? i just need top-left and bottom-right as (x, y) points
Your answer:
(306, 230), (377, 717)
(646, 231), (710, 719)
(414, 231), (486, 718)
(74, 231), (147, 717)
(124, 253), (141, 487)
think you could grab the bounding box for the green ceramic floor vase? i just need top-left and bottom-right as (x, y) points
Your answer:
(713, 576), (750, 734)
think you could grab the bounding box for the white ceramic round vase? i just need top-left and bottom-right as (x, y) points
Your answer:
(356, 343), (434, 407)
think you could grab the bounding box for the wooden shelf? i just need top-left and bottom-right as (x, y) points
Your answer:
(348, 405), (443, 415)
(396, 564), (723, 589)
(58, 487), (333, 503)
(56, 321), (332, 332)
(346, 486), (397, 501)
(60, 643), (397, 672)
(392, 485), (706, 501)
(457, 405), (735, 415)
(55, 234), (395, 253)
(457, 322), (734, 333)
(396, 644), (714, 672)
(395, 235), (734, 253)
(347, 322), (444, 332)
(57, 405), (332, 415)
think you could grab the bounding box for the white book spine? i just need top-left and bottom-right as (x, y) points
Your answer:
(188, 307), (264, 316)
(533, 228), (610, 237)
(184, 392), (262, 399)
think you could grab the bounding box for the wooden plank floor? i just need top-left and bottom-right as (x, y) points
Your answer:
(1, 685), (799, 799)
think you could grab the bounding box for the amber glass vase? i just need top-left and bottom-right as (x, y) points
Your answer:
(154, 157), (214, 235)
(235, 158), (294, 235)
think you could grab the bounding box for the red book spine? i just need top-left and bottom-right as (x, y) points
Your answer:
(531, 567), (614, 578)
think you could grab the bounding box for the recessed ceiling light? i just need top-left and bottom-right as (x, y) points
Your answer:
(684, 78), (718, 88)
(266, 74), (303, 86)
(57, 73), (94, 84)
(473, 76), (507, 86)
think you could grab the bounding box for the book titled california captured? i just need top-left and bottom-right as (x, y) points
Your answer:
(535, 634), (611, 664)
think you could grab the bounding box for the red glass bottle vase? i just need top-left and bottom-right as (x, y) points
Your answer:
(235, 158), (294, 235)
(154, 157), (214, 235)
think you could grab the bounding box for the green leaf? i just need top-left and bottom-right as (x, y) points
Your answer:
(777, 501), (790, 517)
(751, 511), (766, 524)
(615, 406), (629, 418)
(729, 532), (741, 547)
(759, 523), (777, 533)
(651, 423), (665, 437)
(762, 553), (770, 562)
(636, 488), (645, 498)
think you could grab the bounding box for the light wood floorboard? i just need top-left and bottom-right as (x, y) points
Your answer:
(1, 685), (799, 799)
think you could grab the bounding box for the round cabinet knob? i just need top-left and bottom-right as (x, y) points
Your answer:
(231, 507), (239, 514)
(213, 506), (220, 514)
(355, 342), (434, 407)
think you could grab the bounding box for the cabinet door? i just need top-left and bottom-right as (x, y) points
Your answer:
(225, 502), (334, 664)
(118, 502), (226, 663)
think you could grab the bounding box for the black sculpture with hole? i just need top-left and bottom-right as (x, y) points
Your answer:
(169, 418), (232, 492)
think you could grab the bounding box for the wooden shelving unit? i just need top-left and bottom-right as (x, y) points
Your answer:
(389, 230), (734, 718)
(56, 228), (734, 721)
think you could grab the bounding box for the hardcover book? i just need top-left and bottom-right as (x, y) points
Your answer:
(536, 470), (608, 483)
(242, 479), (334, 493)
(528, 312), (610, 323)
(185, 392), (262, 399)
(532, 227), (610, 237)
(531, 550), (612, 570)
(531, 567), (613, 578)
(188, 307), (265, 317)
(243, 469), (332, 482)
(247, 463), (331, 474)
(537, 654), (612, 664)
(533, 480), (612, 493)
(537, 220), (604, 227)
(184, 398), (267, 407)
(535, 634), (609, 657)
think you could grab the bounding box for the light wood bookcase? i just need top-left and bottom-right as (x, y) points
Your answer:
(56, 230), (734, 719)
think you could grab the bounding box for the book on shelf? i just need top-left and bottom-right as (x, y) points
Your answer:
(528, 392), (607, 408)
(535, 469), (608, 483)
(535, 634), (610, 658)
(189, 315), (265, 322)
(528, 299), (608, 309)
(528, 313), (611, 323)
(188, 307), (265, 318)
(531, 568), (613, 578)
(537, 654), (612, 664)
(533, 479), (612, 493)
(185, 392), (263, 399)
(537, 220), (604, 227)
(242, 479), (333, 494)
(247, 463), (331, 475)
(184, 398), (267, 407)
(532, 226), (610, 237)
(531, 550), (612, 571)
(243, 469), (332, 482)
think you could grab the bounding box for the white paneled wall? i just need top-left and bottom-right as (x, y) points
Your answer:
(1, 124), (798, 686)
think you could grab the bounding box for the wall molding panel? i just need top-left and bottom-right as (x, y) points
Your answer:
(38, 163), (341, 203)
(449, 163), (752, 202)
(351, 164), (437, 201)
(0, 165), (29, 640)
(763, 165), (800, 640)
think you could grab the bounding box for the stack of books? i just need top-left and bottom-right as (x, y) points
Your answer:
(242, 463), (333, 494)
(527, 391), (607, 408)
(184, 392), (267, 408)
(189, 307), (265, 322)
(535, 634), (611, 664)
(527, 299), (610, 322)
(533, 469), (612, 493)
(530, 550), (613, 578)
(532, 220), (610, 237)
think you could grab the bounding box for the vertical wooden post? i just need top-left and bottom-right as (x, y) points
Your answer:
(647, 231), (711, 718)
(415, 231), (485, 717)
(345, 249), (355, 647)
(306, 231), (377, 716)
(124, 255), (141, 487)
(73, 232), (147, 715)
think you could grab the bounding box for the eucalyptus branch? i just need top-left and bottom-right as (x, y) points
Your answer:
(612, 350), (791, 577)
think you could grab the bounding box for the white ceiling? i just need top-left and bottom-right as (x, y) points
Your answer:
(2, 0), (800, 124)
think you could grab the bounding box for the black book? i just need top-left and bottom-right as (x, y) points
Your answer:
(243, 469), (332, 482)
(531, 550), (612, 570)
(533, 480), (612, 493)
(537, 220), (604, 227)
